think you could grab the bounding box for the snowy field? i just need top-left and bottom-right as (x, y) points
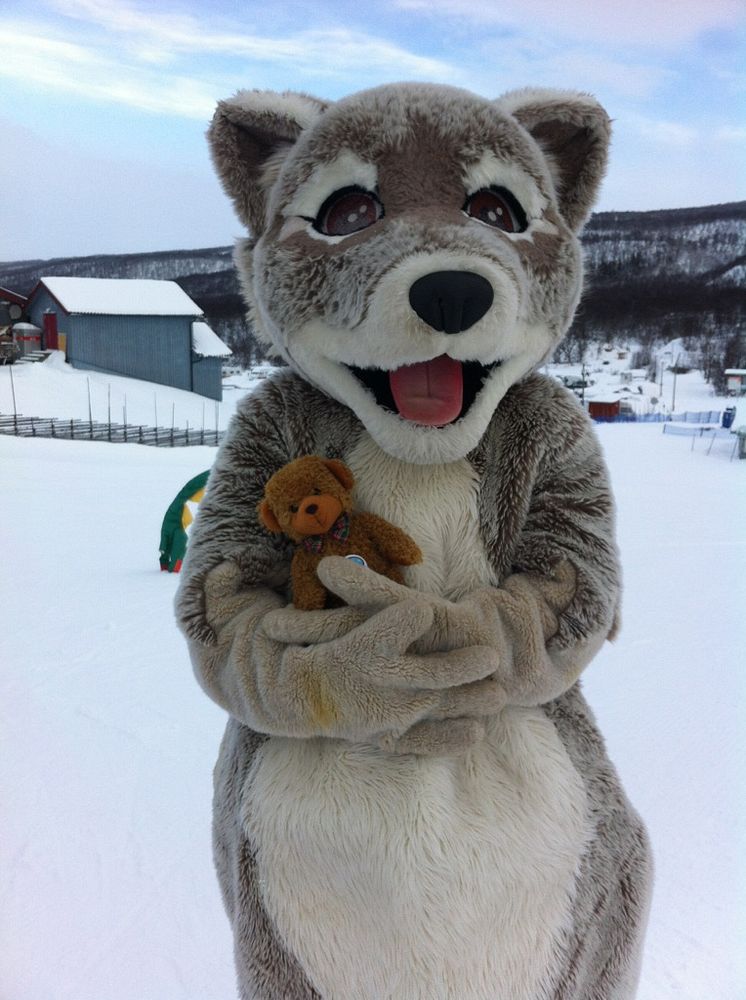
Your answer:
(0, 349), (272, 433)
(1, 359), (745, 1000)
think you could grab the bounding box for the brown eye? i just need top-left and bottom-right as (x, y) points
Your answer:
(315, 187), (383, 237)
(289, 503), (299, 513)
(464, 187), (526, 233)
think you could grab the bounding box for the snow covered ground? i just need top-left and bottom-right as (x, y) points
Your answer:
(1, 359), (744, 1000)
(0, 349), (273, 432)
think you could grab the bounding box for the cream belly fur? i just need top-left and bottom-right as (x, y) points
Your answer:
(243, 435), (589, 999)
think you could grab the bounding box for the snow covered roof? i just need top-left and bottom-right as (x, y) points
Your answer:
(37, 276), (203, 316)
(192, 321), (232, 358)
(724, 369), (746, 376)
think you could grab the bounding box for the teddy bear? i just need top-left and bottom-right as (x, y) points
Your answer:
(176, 82), (652, 999)
(258, 455), (422, 610)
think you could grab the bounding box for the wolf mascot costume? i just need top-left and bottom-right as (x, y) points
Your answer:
(176, 83), (652, 999)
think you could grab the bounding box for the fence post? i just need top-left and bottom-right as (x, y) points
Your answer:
(9, 365), (18, 435)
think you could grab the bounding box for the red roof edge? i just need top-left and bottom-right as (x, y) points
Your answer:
(0, 286), (28, 307)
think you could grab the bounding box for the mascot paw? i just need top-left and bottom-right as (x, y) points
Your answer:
(378, 717), (486, 756)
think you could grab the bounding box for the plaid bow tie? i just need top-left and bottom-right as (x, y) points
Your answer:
(301, 512), (351, 553)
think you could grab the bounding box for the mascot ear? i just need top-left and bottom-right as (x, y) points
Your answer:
(258, 498), (283, 533)
(207, 90), (328, 235)
(498, 89), (611, 232)
(322, 459), (355, 491)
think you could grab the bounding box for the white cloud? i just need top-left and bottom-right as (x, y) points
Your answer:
(625, 113), (699, 147)
(48, 0), (455, 77)
(393, 0), (745, 48)
(0, 25), (217, 118)
(1, 4), (458, 122)
(713, 125), (746, 143)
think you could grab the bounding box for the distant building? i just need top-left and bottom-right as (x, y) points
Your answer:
(724, 369), (746, 396)
(587, 400), (621, 421)
(0, 286), (27, 329)
(25, 276), (231, 400)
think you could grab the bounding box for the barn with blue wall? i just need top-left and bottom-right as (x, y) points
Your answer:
(26, 277), (231, 400)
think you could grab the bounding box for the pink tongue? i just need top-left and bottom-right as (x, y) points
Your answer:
(389, 355), (464, 426)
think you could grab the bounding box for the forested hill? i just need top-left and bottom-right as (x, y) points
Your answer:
(3, 201), (744, 371)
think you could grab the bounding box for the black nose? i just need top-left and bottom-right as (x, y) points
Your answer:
(409, 271), (494, 334)
(305, 503), (318, 515)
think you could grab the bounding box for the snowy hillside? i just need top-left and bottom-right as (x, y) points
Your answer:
(2, 201), (744, 367)
(0, 349), (273, 431)
(1, 366), (745, 1000)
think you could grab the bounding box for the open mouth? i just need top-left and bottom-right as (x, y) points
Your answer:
(348, 356), (500, 426)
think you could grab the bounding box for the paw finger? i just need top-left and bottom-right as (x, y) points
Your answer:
(433, 674), (505, 719)
(263, 605), (366, 644)
(317, 556), (412, 610)
(378, 717), (485, 756)
(385, 646), (498, 689)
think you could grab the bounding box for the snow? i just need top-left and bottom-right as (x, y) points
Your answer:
(37, 276), (204, 316)
(0, 350), (271, 430)
(192, 321), (232, 358)
(1, 361), (745, 1000)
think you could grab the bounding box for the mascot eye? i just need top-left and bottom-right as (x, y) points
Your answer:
(464, 187), (527, 233)
(315, 187), (384, 237)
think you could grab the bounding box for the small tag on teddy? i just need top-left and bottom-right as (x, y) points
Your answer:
(257, 455), (422, 609)
(345, 554), (368, 568)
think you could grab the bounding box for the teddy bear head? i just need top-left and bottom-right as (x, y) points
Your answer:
(258, 455), (355, 543)
(209, 82), (610, 464)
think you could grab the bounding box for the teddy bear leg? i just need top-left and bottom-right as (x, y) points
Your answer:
(383, 564), (406, 585)
(291, 554), (329, 610)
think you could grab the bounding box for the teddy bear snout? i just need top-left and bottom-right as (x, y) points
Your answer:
(292, 494), (344, 536)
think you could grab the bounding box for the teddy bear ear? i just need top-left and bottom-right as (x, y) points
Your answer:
(257, 498), (283, 533)
(322, 458), (355, 491)
(497, 88), (611, 232)
(208, 89), (330, 236)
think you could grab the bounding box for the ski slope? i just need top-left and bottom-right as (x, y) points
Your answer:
(1, 363), (744, 1000)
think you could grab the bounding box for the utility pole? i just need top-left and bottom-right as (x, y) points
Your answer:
(671, 353), (680, 413)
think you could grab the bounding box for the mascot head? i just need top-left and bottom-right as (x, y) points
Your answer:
(208, 82), (610, 463)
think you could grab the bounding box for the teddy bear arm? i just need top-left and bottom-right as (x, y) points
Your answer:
(355, 511), (422, 566)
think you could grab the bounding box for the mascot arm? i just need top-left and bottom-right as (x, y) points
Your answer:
(184, 560), (504, 743)
(176, 383), (504, 745)
(502, 412), (622, 703)
(308, 417), (619, 708)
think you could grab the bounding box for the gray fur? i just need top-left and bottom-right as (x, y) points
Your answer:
(177, 371), (651, 998)
(176, 81), (651, 999)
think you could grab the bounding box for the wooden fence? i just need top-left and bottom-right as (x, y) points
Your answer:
(0, 412), (225, 448)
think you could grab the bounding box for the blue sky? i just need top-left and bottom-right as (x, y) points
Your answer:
(2, 0), (744, 259)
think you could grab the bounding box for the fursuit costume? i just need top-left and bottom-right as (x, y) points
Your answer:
(176, 82), (652, 1000)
